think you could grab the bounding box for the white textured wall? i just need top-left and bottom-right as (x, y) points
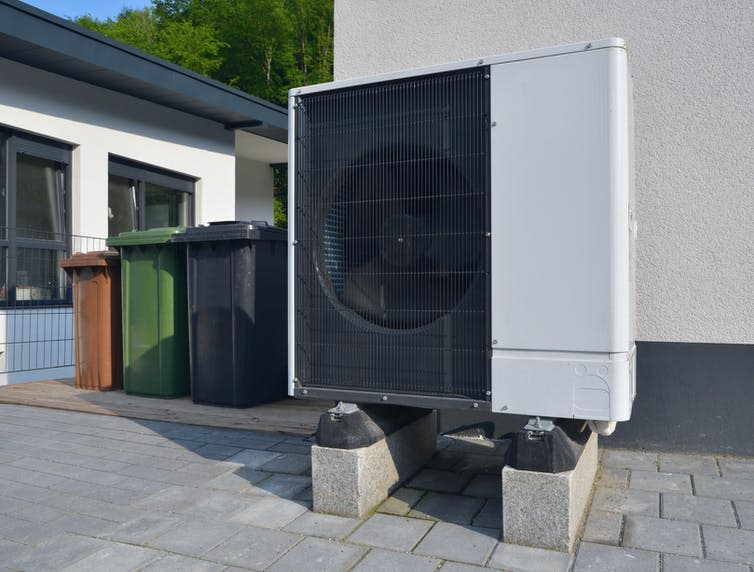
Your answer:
(235, 158), (275, 224)
(0, 57), (237, 239)
(334, 0), (754, 344)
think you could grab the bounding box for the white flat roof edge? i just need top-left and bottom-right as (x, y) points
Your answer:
(291, 38), (626, 97)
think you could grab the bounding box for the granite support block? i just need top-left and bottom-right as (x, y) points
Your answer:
(502, 432), (598, 552)
(312, 410), (436, 518)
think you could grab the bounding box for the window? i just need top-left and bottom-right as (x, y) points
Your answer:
(0, 131), (71, 304)
(108, 158), (194, 237)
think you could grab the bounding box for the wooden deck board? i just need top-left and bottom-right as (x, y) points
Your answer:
(0, 379), (330, 436)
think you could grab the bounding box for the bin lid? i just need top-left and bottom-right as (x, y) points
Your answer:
(170, 220), (286, 243)
(59, 249), (121, 269)
(107, 226), (186, 247)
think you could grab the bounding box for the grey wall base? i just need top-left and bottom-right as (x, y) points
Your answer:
(502, 433), (598, 552)
(311, 410), (437, 518)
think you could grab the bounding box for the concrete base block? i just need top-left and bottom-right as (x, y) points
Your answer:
(312, 410), (437, 518)
(502, 432), (598, 552)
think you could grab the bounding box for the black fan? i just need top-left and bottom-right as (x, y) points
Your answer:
(317, 145), (484, 330)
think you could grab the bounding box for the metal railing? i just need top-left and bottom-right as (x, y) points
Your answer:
(0, 229), (107, 375)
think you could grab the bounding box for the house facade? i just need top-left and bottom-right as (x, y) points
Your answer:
(333, 0), (754, 454)
(0, 0), (287, 383)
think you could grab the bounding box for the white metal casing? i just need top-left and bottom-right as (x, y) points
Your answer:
(490, 43), (635, 421)
(289, 39), (636, 422)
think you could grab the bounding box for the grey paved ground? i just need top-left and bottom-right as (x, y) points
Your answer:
(0, 404), (753, 571)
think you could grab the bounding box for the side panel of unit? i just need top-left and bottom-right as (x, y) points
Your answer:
(489, 46), (634, 420)
(287, 93), (297, 396)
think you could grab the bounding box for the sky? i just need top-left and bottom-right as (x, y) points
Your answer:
(26, 0), (152, 21)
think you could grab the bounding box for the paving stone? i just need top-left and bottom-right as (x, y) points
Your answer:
(734, 500), (754, 530)
(663, 554), (749, 572)
(597, 467), (630, 489)
(258, 453), (312, 475)
(0, 496), (67, 524)
(408, 468), (474, 493)
(108, 514), (186, 545)
(591, 487), (659, 516)
(352, 548), (440, 572)
(192, 443), (244, 461)
(347, 513), (433, 551)
(702, 524), (754, 564)
(229, 496), (309, 528)
(414, 523), (498, 565)
(623, 514), (701, 557)
(294, 486), (313, 502)
(462, 474), (502, 498)
(0, 515), (60, 545)
(251, 474), (312, 498)
(488, 542), (571, 572)
(3, 533), (106, 571)
(581, 509), (623, 545)
(472, 498), (501, 529)
(266, 537), (366, 572)
(663, 493), (737, 526)
(601, 449), (658, 472)
(177, 489), (252, 517)
(268, 442), (313, 455)
(148, 519), (241, 557)
(660, 453), (720, 476)
(134, 485), (200, 512)
(630, 470), (692, 494)
(719, 460), (754, 481)
(377, 487), (425, 516)
(0, 538), (29, 563)
(283, 511), (360, 539)
(695, 477), (754, 501)
(201, 467), (270, 492)
(141, 554), (225, 572)
(408, 492), (485, 525)
(573, 542), (659, 572)
(49, 512), (123, 537)
(226, 449), (282, 469)
(61, 542), (162, 571)
(202, 526), (300, 569)
(439, 563), (488, 572)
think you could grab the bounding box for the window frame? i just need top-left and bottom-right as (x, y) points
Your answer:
(108, 157), (195, 235)
(1, 130), (72, 307)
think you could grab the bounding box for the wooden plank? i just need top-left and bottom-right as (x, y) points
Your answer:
(0, 378), (331, 436)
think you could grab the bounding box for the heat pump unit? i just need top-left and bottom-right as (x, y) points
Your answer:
(288, 39), (636, 424)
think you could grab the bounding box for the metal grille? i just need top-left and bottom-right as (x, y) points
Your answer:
(294, 67), (491, 404)
(0, 230), (107, 377)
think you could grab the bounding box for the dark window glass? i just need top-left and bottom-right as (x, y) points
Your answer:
(108, 175), (136, 237)
(16, 247), (66, 301)
(107, 159), (193, 236)
(16, 154), (63, 239)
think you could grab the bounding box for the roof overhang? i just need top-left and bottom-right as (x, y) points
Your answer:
(0, 0), (287, 143)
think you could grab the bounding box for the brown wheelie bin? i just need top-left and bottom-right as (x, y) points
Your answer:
(60, 251), (123, 391)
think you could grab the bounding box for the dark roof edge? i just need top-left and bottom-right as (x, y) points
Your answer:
(0, 0), (287, 129)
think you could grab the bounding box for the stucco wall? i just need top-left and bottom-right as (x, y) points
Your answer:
(334, 0), (754, 344)
(235, 158), (275, 224)
(0, 57), (237, 238)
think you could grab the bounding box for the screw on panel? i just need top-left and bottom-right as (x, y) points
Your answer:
(491, 121), (497, 127)
(477, 59), (484, 65)
(485, 231), (491, 237)
(585, 43), (592, 49)
(302, 389), (308, 394)
(472, 402), (479, 409)
(485, 390), (491, 396)
(492, 339), (498, 345)
(292, 239), (299, 245)
(501, 405), (508, 411)
(484, 73), (490, 79)
(381, 395), (388, 401)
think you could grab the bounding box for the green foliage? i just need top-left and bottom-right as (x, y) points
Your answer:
(76, 1), (334, 106)
(74, 0), (334, 226)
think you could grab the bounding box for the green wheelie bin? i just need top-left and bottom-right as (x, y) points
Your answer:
(107, 227), (189, 398)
